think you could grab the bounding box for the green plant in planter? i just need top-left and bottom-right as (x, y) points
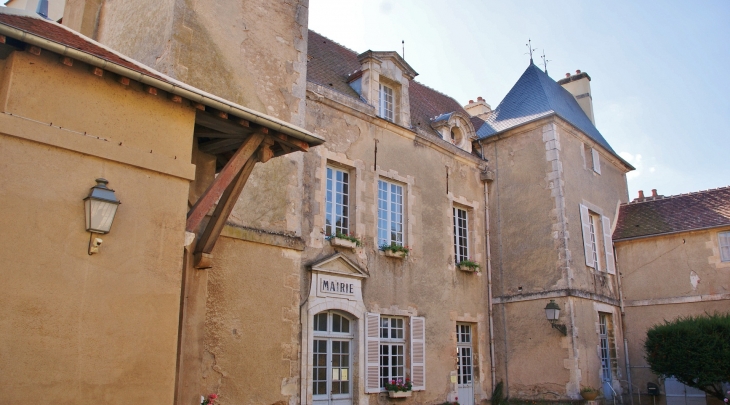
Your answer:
(457, 259), (480, 271)
(327, 232), (362, 246)
(384, 378), (412, 392)
(580, 387), (598, 394)
(379, 243), (410, 255)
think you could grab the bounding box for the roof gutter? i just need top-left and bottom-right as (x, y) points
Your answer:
(0, 22), (324, 146)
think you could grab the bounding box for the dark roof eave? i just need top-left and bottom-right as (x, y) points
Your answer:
(477, 112), (635, 171)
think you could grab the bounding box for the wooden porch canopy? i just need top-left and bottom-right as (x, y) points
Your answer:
(0, 11), (325, 268)
(187, 108), (322, 268)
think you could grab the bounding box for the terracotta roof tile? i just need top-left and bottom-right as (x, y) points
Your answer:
(307, 30), (477, 140)
(0, 11), (169, 83)
(614, 186), (730, 240)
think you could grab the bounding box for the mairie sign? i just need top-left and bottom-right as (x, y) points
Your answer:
(319, 278), (355, 296)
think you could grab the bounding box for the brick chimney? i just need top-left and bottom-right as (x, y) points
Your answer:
(557, 69), (595, 125)
(464, 96), (492, 120)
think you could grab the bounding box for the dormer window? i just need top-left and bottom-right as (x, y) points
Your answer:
(431, 112), (475, 153)
(379, 84), (394, 122)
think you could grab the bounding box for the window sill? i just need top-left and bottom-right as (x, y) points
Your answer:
(458, 265), (480, 273)
(330, 237), (357, 249)
(383, 250), (407, 259)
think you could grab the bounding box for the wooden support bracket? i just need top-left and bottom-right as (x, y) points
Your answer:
(274, 132), (309, 152)
(118, 76), (130, 86)
(27, 45), (41, 55)
(91, 67), (104, 77)
(193, 102), (205, 111)
(60, 56), (73, 66)
(193, 156), (258, 265)
(170, 94), (183, 103)
(144, 85), (158, 96)
(186, 131), (266, 233)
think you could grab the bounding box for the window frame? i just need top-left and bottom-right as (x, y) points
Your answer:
(588, 212), (601, 272)
(325, 165), (351, 237)
(453, 207), (469, 264)
(378, 179), (404, 247)
(719, 231), (730, 262)
(379, 316), (406, 390)
(379, 83), (394, 122)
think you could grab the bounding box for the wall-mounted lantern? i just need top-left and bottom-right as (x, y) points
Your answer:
(84, 178), (120, 254)
(544, 299), (567, 335)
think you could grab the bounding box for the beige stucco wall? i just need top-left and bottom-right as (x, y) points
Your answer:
(0, 50), (196, 404)
(480, 116), (631, 400)
(616, 227), (730, 404)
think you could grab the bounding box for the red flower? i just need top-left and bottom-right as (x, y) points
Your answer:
(209, 393), (218, 399)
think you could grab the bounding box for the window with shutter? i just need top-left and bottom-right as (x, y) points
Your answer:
(602, 216), (616, 274)
(592, 148), (601, 174)
(719, 231), (730, 262)
(365, 313), (381, 393)
(580, 204), (595, 268)
(410, 317), (426, 391)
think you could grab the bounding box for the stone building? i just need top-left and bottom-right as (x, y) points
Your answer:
(1, 2), (728, 405)
(614, 187), (730, 405)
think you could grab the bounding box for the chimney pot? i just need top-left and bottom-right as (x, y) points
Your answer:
(469, 100), (474, 104)
(638, 190), (645, 199)
(565, 73), (570, 78)
(478, 96), (483, 101)
(651, 189), (658, 197)
(576, 69), (581, 74)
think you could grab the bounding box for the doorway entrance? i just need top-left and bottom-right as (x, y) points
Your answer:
(313, 311), (354, 405)
(599, 313), (616, 399)
(457, 323), (474, 405)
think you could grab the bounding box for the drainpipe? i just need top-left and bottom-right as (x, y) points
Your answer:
(615, 248), (633, 405)
(480, 142), (497, 394)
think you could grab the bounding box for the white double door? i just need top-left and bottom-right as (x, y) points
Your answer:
(313, 338), (352, 405)
(457, 324), (474, 405)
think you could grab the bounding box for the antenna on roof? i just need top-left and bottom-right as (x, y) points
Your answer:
(36, 0), (50, 19)
(525, 39), (536, 64)
(402, 40), (405, 60)
(541, 50), (551, 75)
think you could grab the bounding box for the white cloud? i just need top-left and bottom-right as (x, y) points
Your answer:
(619, 151), (642, 180)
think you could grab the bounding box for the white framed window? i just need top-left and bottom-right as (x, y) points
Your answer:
(379, 316), (405, 389)
(719, 231), (730, 262)
(588, 213), (601, 272)
(312, 311), (353, 400)
(379, 83), (394, 122)
(365, 313), (426, 393)
(378, 179), (404, 247)
(580, 204), (616, 274)
(325, 166), (350, 236)
(453, 207), (469, 264)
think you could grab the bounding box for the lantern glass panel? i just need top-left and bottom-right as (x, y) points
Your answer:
(545, 307), (560, 321)
(85, 198), (119, 233)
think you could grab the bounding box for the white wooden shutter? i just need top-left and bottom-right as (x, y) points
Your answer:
(592, 148), (601, 174)
(365, 312), (380, 393)
(719, 232), (730, 262)
(580, 204), (595, 268)
(410, 316), (426, 391)
(602, 215), (616, 274)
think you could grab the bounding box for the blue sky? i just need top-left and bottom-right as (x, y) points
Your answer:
(309, 0), (730, 198)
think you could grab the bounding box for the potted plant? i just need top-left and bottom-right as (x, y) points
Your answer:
(385, 378), (413, 398)
(327, 232), (361, 249)
(580, 387), (599, 401)
(380, 243), (410, 258)
(200, 393), (218, 405)
(457, 259), (480, 272)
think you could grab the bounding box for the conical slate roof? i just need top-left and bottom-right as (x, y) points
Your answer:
(476, 63), (616, 155)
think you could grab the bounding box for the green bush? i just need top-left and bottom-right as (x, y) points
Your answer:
(644, 312), (730, 400)
(492, 381), (508, 405)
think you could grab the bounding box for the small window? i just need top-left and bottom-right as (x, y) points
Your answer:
(379, 316), (405, 388)
(453, 207), (469, 264)
(379, 84), (394, 122)
(719, 231), (730, 262)
(378, 179), (404, 247)
(325, 166), (350, 236)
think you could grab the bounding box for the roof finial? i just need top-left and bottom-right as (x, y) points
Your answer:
(541, 50), (551, 75)
(525, 39), (536, 64)
(402, 40), (405, 60)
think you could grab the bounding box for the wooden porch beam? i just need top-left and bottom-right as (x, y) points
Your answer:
(186, 131), (265, 232)
(198, 138), (243, 154)
(274, 132), (309, 152)
(193, 156), (258, 266)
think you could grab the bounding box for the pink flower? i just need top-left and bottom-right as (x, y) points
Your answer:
(209, 393), (218, 399)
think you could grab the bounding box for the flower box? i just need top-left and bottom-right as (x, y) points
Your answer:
(384, 250), (407, 259)
(459, 265), (479, 272)
(388, 391), (412, 398)
(330, 237), (357, 249)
